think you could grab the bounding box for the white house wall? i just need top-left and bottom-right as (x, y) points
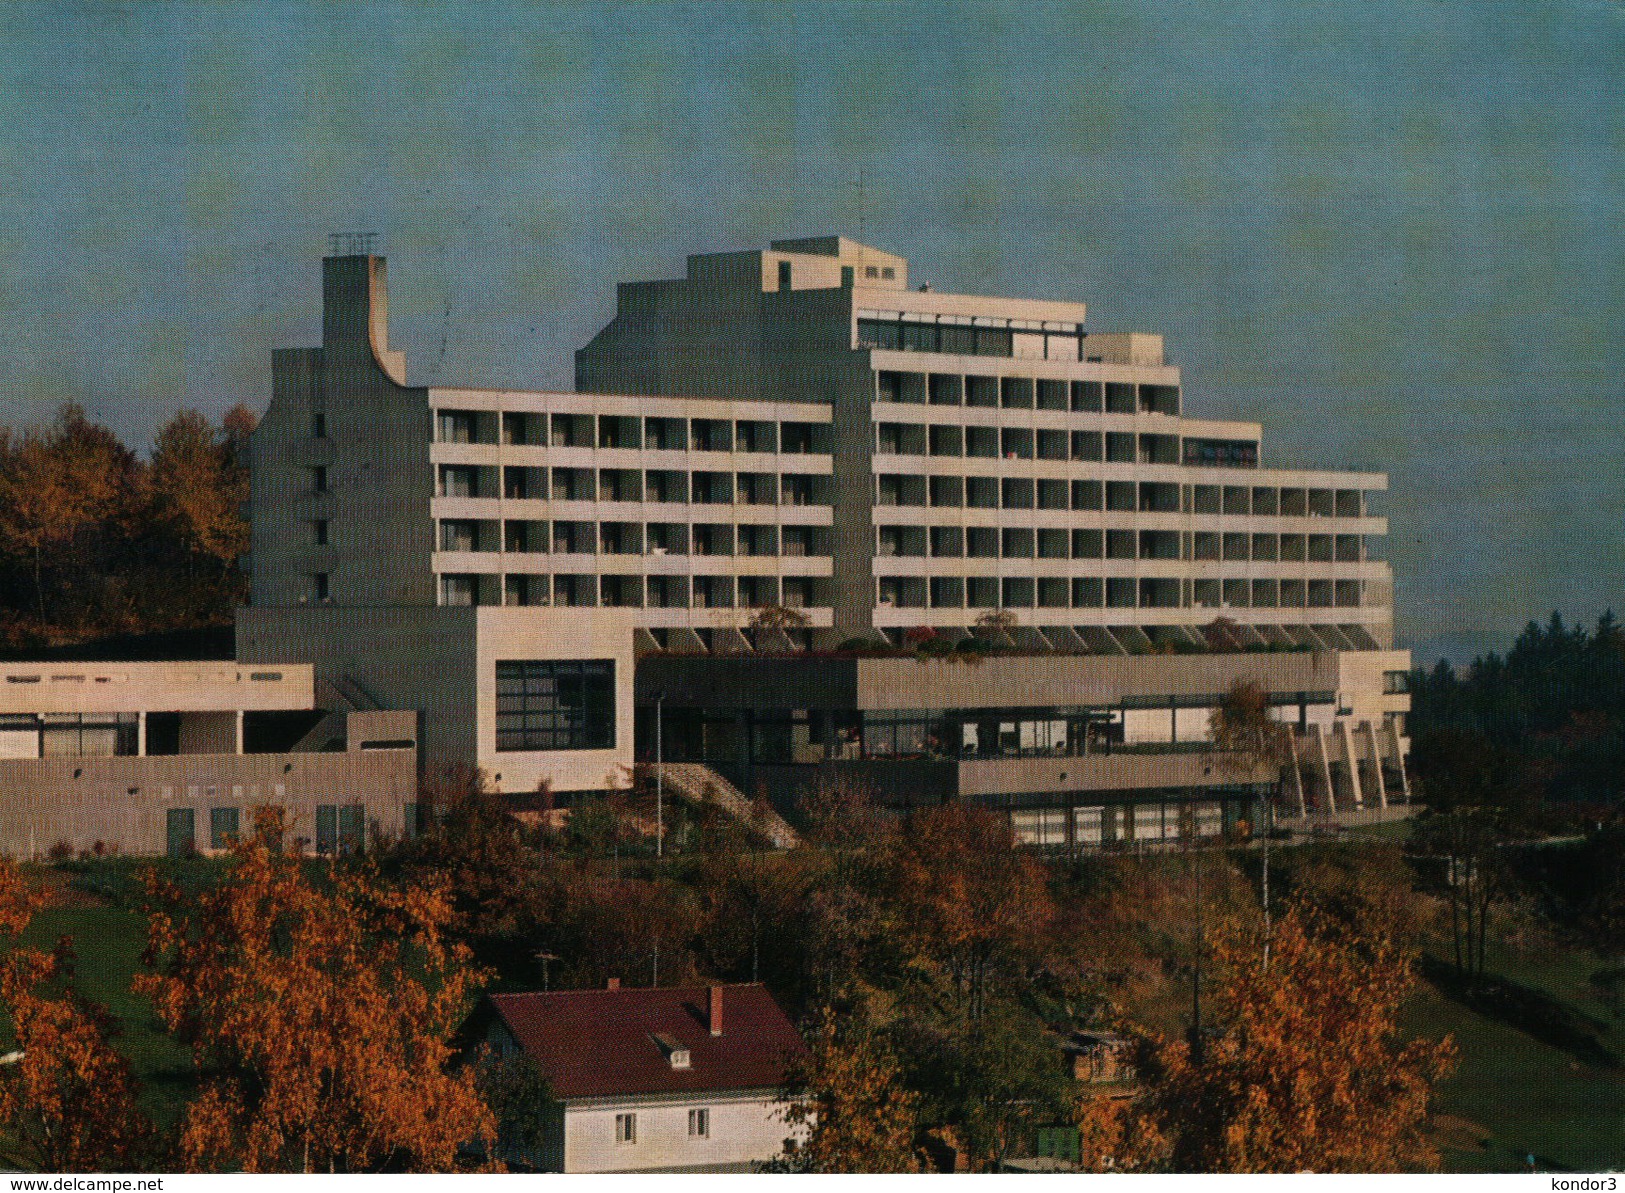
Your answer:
(562, 1092), (800, 1173)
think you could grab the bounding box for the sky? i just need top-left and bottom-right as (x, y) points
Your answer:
(1, 0), (1621, 663)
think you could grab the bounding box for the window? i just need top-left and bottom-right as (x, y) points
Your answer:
(616, 1113), (637, 1145)
(312, 519), (329, 547)
(440, 574), (474, 606)
(1383, 670), (1410, 695)
(316, 804), (365, 855)
(311, 412), (327, 439)
(688, 1108), (710, 1139)
(436, 411), (477, 443)
(496, 660), (616, 752)
(438, 465), (478, 498)
(777, 260), (792, 289)
(210, 807), (240, 850)
(313, 572), (329, 601)
(310, 465), (328, 494)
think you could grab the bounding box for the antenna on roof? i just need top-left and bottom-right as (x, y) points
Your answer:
(856, 169), (866, 244)
(327, 231), (379, 257)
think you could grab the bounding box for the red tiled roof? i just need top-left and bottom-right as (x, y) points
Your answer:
(485, 984), (806, 1101)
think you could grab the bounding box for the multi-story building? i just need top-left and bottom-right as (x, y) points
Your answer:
(240, 238), (1411, 837)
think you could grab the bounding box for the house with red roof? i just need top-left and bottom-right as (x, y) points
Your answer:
(466, 982), (808, 1173)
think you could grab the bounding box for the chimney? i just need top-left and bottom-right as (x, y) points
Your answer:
(607, 977), (620, 990)
(708, 985), (723, 1036)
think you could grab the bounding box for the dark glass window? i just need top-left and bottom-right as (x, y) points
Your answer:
(210, 806), (240, 850)
(316, 803), (365, 855)
(496, 660), (616, 752)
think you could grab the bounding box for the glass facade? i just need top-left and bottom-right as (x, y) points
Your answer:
(495, 660), (616, 752)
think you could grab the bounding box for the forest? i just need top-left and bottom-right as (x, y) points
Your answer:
(0, 404), (251, 655)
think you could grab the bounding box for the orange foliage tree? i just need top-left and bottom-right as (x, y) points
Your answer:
(0, 860), (152, 1171)
(889, 802), (1054, 1021)
(1079, 904), (1455, 1173)
(149, 407), (252, 576)
(137, 809), (496, 1173)
(777, 1011), (923, 1173)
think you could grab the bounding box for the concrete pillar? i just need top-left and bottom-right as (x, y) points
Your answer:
(1287, 736), (1308, 818)
(1311, 725), (1335, 813)
(1386, 718), (1412, 800)
(1336, 721), (1364, 809)
(1362, 721), (1388, 809)
(234, 711), (245, 755)
(137, 711), (147, 758)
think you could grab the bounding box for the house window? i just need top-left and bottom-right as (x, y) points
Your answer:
(495, 660), (616, 752)
(316, 804), (365, 856)
(311, 465), (328, 493)
(311, 412), (327, 439)
(688, 1108), (710, 1138)
(615, 1113), (637, 1145)
(777, 260), (791, 289)
(209, 807), (240, 850)
(313, 573), (329, 602)
(312, 519), (329, 547)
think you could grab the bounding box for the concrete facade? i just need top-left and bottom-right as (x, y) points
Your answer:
(253, 242), (1398, 654)
(236, 605), (638, 795)
(242, 238), (1411, 824)
(0, 661), (416, 857)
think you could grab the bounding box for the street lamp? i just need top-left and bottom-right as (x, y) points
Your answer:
(653, 690), (665, 859)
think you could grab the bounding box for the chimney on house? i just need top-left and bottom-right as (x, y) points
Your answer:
(708, 985), (723, 1036)
(607, 977), (620, 990)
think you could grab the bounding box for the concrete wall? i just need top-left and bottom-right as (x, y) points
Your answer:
(237, 605), (638, 795)
(562, 1092), (797, 1173)
(0, 735), (416, 858)
(253, 255), (436, 609)
(0, 662), (313, 715)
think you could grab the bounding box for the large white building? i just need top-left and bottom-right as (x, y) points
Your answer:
(240, 238), (1410, 834)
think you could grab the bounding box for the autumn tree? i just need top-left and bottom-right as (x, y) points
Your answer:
(0, 860), (153, 1172)
(137, 808), (496, 1173)
(0, 405), (137, 620)
(1092, 905), (1455, 1173)
(149, 407), (251, 575)
(889, 802), (1054, 1021)
(776, 1011), (923, 1173)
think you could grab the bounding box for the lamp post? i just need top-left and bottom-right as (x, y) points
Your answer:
(654, 690), (665, 859)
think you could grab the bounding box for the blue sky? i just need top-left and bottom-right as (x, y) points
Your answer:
(1, 0), (1621, 660)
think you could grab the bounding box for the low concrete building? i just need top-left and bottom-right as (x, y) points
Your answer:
(468, 983), (807, 1173)
(236, 605), (638, 797)
(0, 660), (417, 857)
(637, 647), (1412, 846)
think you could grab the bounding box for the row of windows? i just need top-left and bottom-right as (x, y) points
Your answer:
(879, 424), (1189, 464)
(875, 371), (1179, 414)
(877, 475), (1364, 517)
(495, 660), (616, 752)
(438, 519), (830, 557)
(443, 574), (823, 610)
(878, 526), (1365, 563)
(163, 804), (364, 857)
(878, 576), (1366, 610)
(860, 320), (1091, 363)
(439, 572), (1364, 611)
(436, 410), (830, 453)
(612, 1108), (710, 1145)
(437, 465), (830, 505)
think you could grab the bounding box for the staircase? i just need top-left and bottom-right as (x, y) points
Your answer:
(653, 763), (800, 849)
(317, 673), (384, 712)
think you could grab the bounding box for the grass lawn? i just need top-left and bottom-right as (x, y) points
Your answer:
(1405, 943), (1625, 1173)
